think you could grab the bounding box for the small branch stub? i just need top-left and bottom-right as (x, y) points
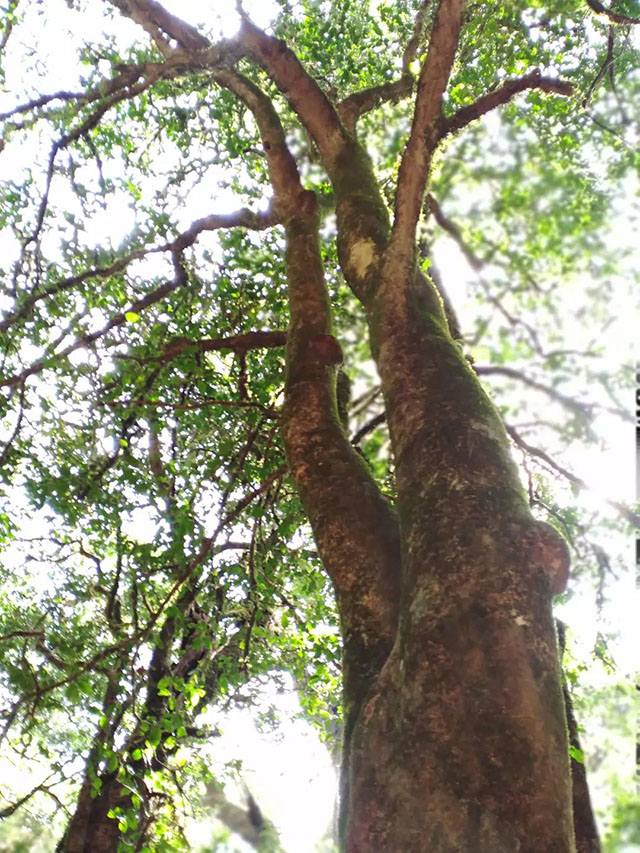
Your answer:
(306, 333), (344, 366)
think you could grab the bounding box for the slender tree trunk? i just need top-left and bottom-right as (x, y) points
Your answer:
(558, 621), (601, 853)
(56, 772), (133, 853)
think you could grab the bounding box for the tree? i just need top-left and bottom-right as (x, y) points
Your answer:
(0, 0), (637, 850)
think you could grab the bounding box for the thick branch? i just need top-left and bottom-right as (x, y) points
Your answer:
(585, 0), (640, 25)
(338, 74), (414, 134)
(440, 71), (574, 138)
(232, 12), (397, 312)
(135, 329), (288, 366)
(109, 0), (210, 51)
(281, 199), (401, 831)
(390, 0), (465, 262)
(106, 0), (244, 70)
(212, 70), (301, 203)
(207, 57), (402, 707)
(238, 16), (348, 179)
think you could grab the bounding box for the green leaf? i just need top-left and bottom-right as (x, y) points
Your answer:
(569, 746), (584, 764)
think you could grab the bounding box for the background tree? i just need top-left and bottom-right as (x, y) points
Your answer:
(0, 0), (637, 851)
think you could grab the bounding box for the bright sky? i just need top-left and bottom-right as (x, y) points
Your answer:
(193, 678), (337, 851)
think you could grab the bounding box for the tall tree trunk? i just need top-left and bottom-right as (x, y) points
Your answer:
(248, 5), (576, 844)
(343, 265), (574, 850)
(56, 772), (132, 853)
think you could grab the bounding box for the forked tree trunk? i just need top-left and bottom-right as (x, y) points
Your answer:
(51, 2), (600, 849)
(264, 2), (578, 843)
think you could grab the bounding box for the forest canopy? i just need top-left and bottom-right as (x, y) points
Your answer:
(0, 0), (638, 850)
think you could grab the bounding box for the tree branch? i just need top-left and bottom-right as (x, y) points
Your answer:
(351, 411), (386, 445)
(0, 89), (92, 122)
(20, 60), (183, 249)
(0, 208), (275, 334)
(582, 26), (616, 108)
(109, 0), (210, 52)
(390, 0), (465, 262)
(440, 70), (574, 139)
(507, 425), (640, 528)
(402, 0), (432, 73)
(338, 74), (414, 134)
(1, 252), (188, 389)
(231, 30), (405, 725)
(426, 195), (621, 373)
(212, 69), (302, 204)
(0, 769), (63, 819)
(0, 629), (44, 642)
(474, 365), (598, 421)
(0, 469), (288, 736)
(212, 44), (402, 673)
(238, 16), (348, 179)
(585, 0), (640, 25)
(155, 330), (288, 361)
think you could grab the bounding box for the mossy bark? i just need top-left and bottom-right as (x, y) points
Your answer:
(271, 90), (575, 853)
(329, 145), (574, 853)
(279, 195), (402, 826)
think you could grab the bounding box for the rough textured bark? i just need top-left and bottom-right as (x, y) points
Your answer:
(57, 772), (133, 853)
(55, 674), (136, 853)
(198, 63), (404, 835)
(565, 678), (601, 853)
